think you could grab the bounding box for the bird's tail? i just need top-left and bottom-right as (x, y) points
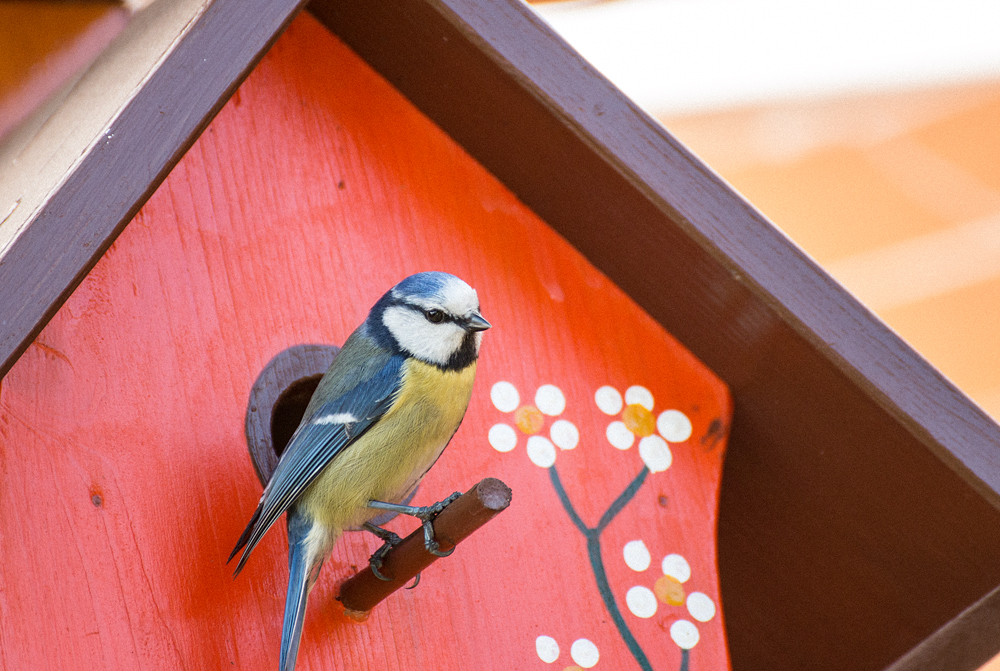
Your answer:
(281, 512), (333, 671)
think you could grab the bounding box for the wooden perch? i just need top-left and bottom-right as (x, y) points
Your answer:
(337, 478), (512, 618)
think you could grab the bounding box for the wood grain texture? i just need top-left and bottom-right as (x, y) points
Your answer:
(0, 0), (306, 381)
(0, 16), (732, 671)
(311, 1), (1000, 669)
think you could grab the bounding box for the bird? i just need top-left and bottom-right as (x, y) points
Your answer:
(229, 271), (490, 671)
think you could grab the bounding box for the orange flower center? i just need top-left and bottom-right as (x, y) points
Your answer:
(622, 403), (655, 437)
(514, 405), (545, 434)
(654, 575), (686, 606)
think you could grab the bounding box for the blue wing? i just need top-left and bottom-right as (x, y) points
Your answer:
(229, 352), (404, 575)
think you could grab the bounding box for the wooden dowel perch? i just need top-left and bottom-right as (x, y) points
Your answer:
(337, 477), (512, 618)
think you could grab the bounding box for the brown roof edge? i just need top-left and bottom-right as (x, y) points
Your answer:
(0, 0), (307, 382)
(885, 583), (1000, 671)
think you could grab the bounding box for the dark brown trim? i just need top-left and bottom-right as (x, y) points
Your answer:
(310, 2), (1000, 669)
(885, 584), (1000, 671)
(0, 0), (307, 381)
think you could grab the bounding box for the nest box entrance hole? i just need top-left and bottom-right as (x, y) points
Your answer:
(244, 344), (340, 486)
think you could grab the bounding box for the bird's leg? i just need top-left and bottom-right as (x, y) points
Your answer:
(367, 492), (462, 557)
(362, 522), (403, 581)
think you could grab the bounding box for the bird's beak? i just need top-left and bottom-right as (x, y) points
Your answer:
(465, 311), (491, 332)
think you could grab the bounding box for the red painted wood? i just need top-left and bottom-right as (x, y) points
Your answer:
(0, 13), (731, 671)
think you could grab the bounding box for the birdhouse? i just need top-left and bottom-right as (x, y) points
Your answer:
(2, 2), (1000, 671)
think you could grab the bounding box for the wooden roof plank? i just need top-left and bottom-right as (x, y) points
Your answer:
(0, 0), (307, 380)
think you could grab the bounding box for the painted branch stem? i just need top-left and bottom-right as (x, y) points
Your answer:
(337, 478), (512, 617)
(549, 465), (653, 671)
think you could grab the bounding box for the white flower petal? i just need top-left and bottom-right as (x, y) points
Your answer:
(626, 586), (658, 618)
(570, 639), (600, 668)
(488, 423), (517, 452)
(550, 419), (579, 450)
(535, 384), (566, 416)
(535, 635), (560, 663)
(526, 435), (557, 468)
(595, 385), (623, 415)
(639, 435), (672, 472)
(687, 592), (716, 622)
(623, 540), (651, 571)
(606, 421), (635, 449)
(624, 385), (654, 410)
(658, 409), (693, 442)
(490, 381), (520, 413)
(662, 554), (691, 583)
(670, 620), (700, 649)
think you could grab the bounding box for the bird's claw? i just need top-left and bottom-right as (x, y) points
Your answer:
(363, 522), (402, 582)
(414, 491), (462, 520)
(367, 491), (462, 558)
(368, 536), (401, 581)
(414, 491), (460, 556)
(422, 519), (455, 557)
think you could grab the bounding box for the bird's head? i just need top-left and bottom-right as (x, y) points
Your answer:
(369, 272), (490, 370)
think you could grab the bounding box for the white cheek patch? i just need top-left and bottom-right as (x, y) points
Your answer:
(383, 305), (465, 366)
(313, 412), (357, 425)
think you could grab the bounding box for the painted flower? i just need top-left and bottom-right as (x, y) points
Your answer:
(620, 541), (717, 651)
(594, 385), (692, 473)
(490, 380), (710, 667)
(488, 381), (578, 468)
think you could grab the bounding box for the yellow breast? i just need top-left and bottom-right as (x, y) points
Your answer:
(301, 358), (477, 531)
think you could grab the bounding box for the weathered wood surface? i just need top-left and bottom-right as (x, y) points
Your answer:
(0, 0), (305, 381)
(0, 15), (731, 671)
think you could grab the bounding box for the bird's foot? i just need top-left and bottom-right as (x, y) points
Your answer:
(362, 522), (402, 582)
(367, 491), (462, 557)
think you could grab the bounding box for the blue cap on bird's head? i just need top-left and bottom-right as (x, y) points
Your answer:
(369, 271), (490, 369)
(390, 271), (458, 298)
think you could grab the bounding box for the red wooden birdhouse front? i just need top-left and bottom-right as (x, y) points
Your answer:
(0, 13), (731, 671)
(7, 1), (1000, 670)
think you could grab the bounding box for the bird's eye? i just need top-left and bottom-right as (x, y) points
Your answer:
(425, 309), (445, 323)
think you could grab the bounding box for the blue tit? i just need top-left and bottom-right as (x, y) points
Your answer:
(229, 271), (490, 671)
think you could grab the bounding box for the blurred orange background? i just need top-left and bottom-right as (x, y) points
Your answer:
(663, 81), (1000, 420)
